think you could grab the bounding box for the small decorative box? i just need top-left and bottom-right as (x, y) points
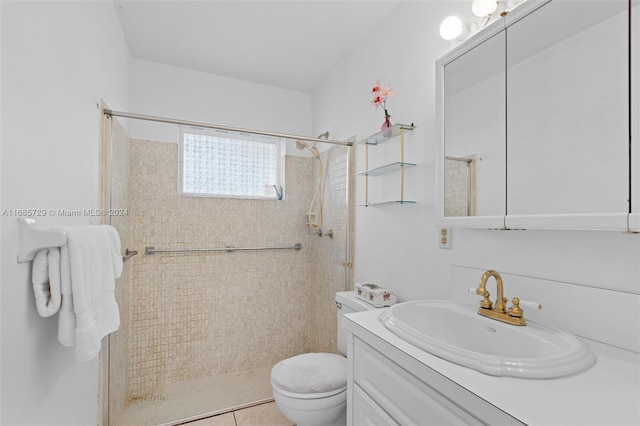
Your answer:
(355, 282), (397, 307)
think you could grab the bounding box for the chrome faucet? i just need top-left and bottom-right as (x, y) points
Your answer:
(476, 270), (526, 326)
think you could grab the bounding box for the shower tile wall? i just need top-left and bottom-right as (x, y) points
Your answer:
(107, 135), (351, 423)
(127, 140), (322, 400)
(308, 146), (353, 353)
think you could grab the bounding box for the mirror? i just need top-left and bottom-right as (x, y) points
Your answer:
(506, 0), (629, 216)
(439, 0), (632, 230)
(443, 31), (506, 219)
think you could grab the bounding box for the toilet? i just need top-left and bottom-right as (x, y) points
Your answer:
(270, 291), (378, 426)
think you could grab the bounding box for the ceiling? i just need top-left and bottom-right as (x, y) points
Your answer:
(114, 0), (403, 93)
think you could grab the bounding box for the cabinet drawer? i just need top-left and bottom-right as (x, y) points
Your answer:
(354, 338), (483, 426)
(353, 384), (399, 426)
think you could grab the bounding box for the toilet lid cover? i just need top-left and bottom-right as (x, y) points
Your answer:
(271, 353), (347, 394)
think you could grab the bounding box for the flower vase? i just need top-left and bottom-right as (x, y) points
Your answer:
(381, 110), (392, 137)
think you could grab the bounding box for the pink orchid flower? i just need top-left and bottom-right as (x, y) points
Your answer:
(371, 80), (394, 110)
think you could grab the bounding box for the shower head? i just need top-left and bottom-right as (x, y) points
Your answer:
(317, 131), (330, 140)
(295, 139), (320, 159)
(295, 140), (310, 150)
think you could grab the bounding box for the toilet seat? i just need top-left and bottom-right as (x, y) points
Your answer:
(271, 353), (347, 399)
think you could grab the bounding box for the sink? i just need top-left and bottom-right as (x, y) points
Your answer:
(379, 300), (596, 379)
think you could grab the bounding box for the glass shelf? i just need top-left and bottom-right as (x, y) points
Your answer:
(356, 162), (417, 177)
(357, 200), (417, 207)
(359, 123), (416, 145)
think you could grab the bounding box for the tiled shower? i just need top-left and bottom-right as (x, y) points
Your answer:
(106, 116), (354, 425)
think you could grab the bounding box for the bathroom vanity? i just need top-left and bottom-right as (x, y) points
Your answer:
(344, 309), (640, 425)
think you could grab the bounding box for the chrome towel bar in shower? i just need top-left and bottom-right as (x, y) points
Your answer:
(144, 243), (302, 255)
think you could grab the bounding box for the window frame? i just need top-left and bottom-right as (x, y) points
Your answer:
(178, 126), (285, 200)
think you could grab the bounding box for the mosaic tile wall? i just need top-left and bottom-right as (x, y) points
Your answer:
(122, 139), (351, 402)
(307, 145), (354, 353)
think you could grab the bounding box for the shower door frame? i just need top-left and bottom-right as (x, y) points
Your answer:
(98, 103), (113, 426)
(98, 108), (356, 425)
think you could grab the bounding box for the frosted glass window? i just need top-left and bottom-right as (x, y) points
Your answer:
(179, 127), (285, 199)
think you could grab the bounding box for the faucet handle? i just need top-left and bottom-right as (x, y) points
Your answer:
(474, 286), (493, 309)
(508, 297), (524, 318)
(508, 297), (542, 318)
(518, 300), (543, 311)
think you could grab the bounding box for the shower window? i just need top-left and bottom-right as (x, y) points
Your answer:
(179, 126), (285, 199)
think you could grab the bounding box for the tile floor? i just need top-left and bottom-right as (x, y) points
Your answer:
(183, 402), (294, 426)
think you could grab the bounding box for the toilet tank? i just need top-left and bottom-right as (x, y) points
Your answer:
(336, 291), (379, 355)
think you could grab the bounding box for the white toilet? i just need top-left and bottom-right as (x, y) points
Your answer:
(270, 291), (378, 426)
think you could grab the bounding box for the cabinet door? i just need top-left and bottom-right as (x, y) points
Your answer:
(353, 385), (398, 426)
(439, 28), (507, 228)
(506, 1), (629, 221)
(353, 339), (484, 426)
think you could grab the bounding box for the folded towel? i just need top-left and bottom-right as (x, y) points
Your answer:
(58, 244), (75, 347)
(57, 225), (122, 361)
(32, 248), (62, 317)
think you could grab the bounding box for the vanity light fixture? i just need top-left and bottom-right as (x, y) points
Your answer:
(440, 0), (525, 42)
(439, 16), (469, 41)
(472, 0), (499, 17)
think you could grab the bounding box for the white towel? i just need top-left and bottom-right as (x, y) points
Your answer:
(32, 248), (62, 317)
(57, 225), (123, 361)
(58, 244), (75, 347)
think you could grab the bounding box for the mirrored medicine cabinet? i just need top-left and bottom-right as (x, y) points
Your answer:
(437, 0), (638, 231)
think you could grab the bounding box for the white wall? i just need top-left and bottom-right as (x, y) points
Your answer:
(313, 1), (467, 301)
(0, 2), (130, 425)
(313, 1), (640, 321)
(128, 58), (313, 149)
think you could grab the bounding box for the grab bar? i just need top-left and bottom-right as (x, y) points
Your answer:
(145, 243), (302, 255)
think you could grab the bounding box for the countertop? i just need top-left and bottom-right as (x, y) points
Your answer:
(345, 309), (640, 426)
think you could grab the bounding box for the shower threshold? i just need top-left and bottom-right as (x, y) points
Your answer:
(110, 367), (273, 426)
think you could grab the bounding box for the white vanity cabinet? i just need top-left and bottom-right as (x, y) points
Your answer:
(347, 332), (523, 426)
(344, 308), (640, 426)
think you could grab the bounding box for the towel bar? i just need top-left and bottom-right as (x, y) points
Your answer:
(17, 218), (67, 263)
(145, 243), (302, 255)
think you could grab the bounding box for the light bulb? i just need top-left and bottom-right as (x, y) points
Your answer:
(472, 0), (499, 17)
(439, 16), (464, 41)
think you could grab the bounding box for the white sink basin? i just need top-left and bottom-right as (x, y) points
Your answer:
(379, 300), (596, 379)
